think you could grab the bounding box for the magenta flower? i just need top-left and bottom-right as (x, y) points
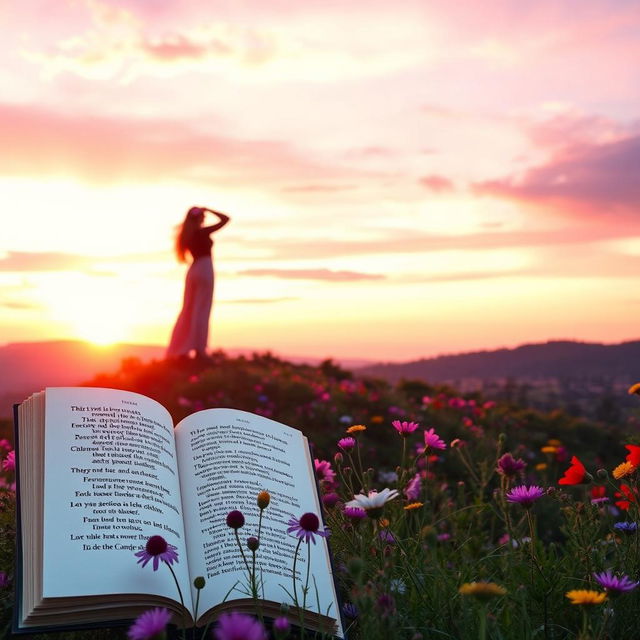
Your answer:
(2, 450), (15, 473)
(214, 612), (268, 640)
(134, 536), (179, 571)
(404, 473), (422, 501)
(128, 607), (172, 640)
(506, 485), (545, 508)
(593, 570), (639, 596)
(392, 420), (420, 436)
(424, 428), (446, 451)
(344, 506), (367, 522)
(287, 512), (330, 545)
(338, 437), (356, 452)
(273, 616), (291, 637)
(496, 453), (526, 478)
(226, 510), (245, 529)
(314, 459), (336, 485)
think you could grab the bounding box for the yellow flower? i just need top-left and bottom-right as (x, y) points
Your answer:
(565, 590), (607, 605)
(628, 383), (640, 395)
(535, 463), (548, 471)
(612, 461), (636, 480)
(404, 502), (424, 511)
(541, 446), (558, 454)
(346, 424), (367, 434)
(459, 582), (507, 601)
(547, 439), (562, 447)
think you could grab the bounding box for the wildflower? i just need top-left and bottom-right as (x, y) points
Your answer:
(193, 576), (206, 589)
(376, 593), (395, 616)
(135, 536), (179, 571)
(628, 382), (640, 395)
(273, 616), (291, 637)
(593, 570), (639, 596)
(535, 463), (547, 471)
(322, 492), (341, 508)
(404, 502), (423, 511)
(2, 451), (15, 473)
(0, 572), (10, 588)
(226, 510), (245, 530)
(345, 488), (399, 518)
(565, 590), (607, 605)
(496, 453), (526, 478)
(423, 428), (446, 451)
(403, 473), (421, 503)
(214, 612), (267, 640)
(346, 424), (366, 434)
(286, 512), (329, 545)
(437, 532), (451, 542)
(541, 445), (558, 454)
(392, 420), (420, 436)
(343, 506), (367, 522)
(615, 484), (638, 511)
(614, 521), (638, 534)
(613, 461), (636, 480)
(625, 444), (640, 467)
(379, 529), (396, 544)
(558, 456), (589, 485)
(342, 603), (358, 620)
(247, 537), (259, 551)
(314, 459), (336, 485)
(338, 437), (356, 452)
(459, 582), (507, 601)
(590, 486), (608, 505)
(257, 491), (270, 509)
(505, 485), (545, 508)
(128, 608), (172, 640)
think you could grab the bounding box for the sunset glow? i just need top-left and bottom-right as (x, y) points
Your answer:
(2, 1), (639, 361)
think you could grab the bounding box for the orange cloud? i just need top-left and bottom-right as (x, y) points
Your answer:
(238, 268), (385, 282)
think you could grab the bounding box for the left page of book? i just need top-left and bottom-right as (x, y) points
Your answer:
(40, 387), (193, 609)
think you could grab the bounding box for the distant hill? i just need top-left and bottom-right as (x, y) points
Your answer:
(360, 340), (640, 383)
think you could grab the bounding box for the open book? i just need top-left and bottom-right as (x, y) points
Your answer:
(14, 387), (344, 637)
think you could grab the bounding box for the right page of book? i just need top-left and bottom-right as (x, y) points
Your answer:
(174, 408), (342, 633)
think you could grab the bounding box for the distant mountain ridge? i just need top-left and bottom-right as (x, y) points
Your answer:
(359, 340), (640, 383)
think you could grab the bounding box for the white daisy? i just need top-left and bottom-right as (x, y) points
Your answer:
(345, 488), (399, 513)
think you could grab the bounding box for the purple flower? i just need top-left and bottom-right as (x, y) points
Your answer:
(614, 521), (638, 534)
(226, 510), (245, 529)
(0, 572), (10, 588)
(392, 420), (420, 436)
(424, 428), (446, 451)
(506, 485), (545, 508)
(287, 512), (330, 545)
(344, 506), (367, 522)
(496, 453), (526, 478)
(128, 607), (171, 640)
(594, 570), (639, 596)
(379, 529), (396, 544)
(214, 612), (268, 640)
(273, 616), (291, 636)
(134, 536), (179, 571)
(342, 602), (358, 619)
(338, 437), (356, 452)
(322, 492), (341, 508)
(404, 473), (422, 501)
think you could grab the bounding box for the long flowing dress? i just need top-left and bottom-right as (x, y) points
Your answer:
(166, 230), (215, 357)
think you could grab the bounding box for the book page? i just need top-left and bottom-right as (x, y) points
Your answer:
(175, 409), (341, 632)
(42, 388), (192, 610)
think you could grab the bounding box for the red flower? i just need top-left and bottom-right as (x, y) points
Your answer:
(558, 456), (587, 485)
(615, 484), (638, 511)
(625, 445), (640, 468)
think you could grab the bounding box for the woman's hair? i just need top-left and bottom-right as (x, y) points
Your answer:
(174, 207), (204, 262)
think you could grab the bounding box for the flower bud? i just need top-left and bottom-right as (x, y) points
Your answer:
(247, 536), (260, 551)
(597, 468), (609, 479)
(193, 576), (206, 589)
(257, 491), (271, 509)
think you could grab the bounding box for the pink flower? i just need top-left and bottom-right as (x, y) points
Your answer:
(128, 608), (171, 640)
(2, 451), (15, 473)
(134, 536), (179, 571)
(392, 420), (420, 436)
(314, 459), (336, 485)
(424, 428), (446, 451)
(338, 437), (356, 452)
(214, 612), (268, 640)
(404, 473), (422, 501)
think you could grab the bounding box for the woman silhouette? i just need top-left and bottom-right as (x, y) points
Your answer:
(167, 206), (230, 359)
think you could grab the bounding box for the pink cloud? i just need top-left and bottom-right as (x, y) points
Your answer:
(238, 269), (385, 282)
(419, 174), (454, 192)
(473, 134), (640, 219)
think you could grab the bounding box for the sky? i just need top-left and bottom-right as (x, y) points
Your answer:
(1, 0), (639, 362)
